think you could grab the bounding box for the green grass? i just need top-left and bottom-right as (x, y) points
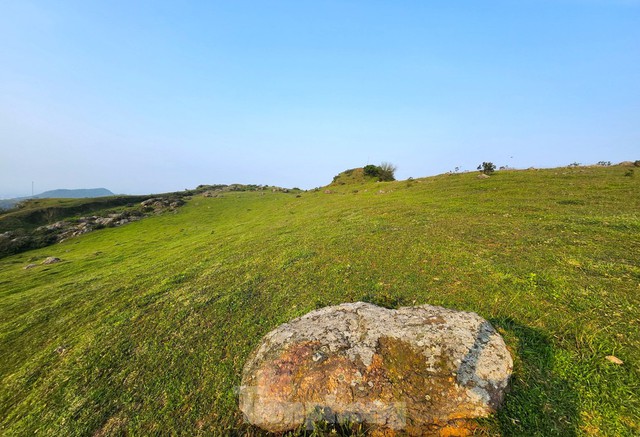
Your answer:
(1, 166), (639, 435)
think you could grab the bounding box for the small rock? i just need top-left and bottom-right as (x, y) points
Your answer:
(477, 174), (490, 179)
(605, 355), (623, 365)
(24, 264), (37, 270)
(42, 257), (61, 265)
(95, 217), (115, 227)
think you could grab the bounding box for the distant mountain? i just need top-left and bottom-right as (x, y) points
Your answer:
(33, 188), (114, 199)
(0, 188), (114, 210)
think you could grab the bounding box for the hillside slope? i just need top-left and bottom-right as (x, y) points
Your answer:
(1, 166), (639, 435)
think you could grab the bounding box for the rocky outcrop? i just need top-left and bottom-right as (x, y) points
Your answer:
(1, 196), (188, 259)
(37, 213), (142, 243)
(140, 198), (184, 211)
(41, 257), (61, 265)
(240, 302), (512, 435)
(31, 198), (184, 244)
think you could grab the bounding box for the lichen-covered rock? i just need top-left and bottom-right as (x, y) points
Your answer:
(239, 302), (512, 435)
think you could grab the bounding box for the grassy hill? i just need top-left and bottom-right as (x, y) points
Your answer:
(1, 165), (639, 435)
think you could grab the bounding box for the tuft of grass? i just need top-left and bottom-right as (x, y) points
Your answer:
(1, 165), (639, 435)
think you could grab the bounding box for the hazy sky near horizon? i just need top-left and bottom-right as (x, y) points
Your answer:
(1, 0), (639, 197)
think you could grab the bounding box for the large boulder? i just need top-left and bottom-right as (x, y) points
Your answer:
(239, 302), (512, 435)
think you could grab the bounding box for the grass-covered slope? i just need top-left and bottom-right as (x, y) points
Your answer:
(0, 196), (151, 232)
(1, 166), (639, 435)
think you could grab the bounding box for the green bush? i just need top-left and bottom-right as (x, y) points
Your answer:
(363, 163), (397, 181)
(363, 165), (380, 178)
(478, 162), (496, 175)
(379, 162), (397, 181)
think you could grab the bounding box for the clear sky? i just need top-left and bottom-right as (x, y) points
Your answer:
(1, 0), (638, 197)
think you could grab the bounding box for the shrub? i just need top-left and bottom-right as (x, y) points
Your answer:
(477, 162), (496, 175)
(363, 165), (381, 178)
(379, 162), (397, 181)
(364, 163), (397, 182)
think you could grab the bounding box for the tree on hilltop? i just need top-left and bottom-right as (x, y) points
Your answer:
(364, 162), (397, 182)
(477, 162), (496, 175)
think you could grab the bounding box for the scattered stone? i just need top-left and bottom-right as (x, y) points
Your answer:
(140, 198), (159, 207)
(24, 264), (37, 269)
(477, 174), (490, 179)
(42, 257), (61, 265)
(36, 221), (68, 232)
(95, 217), (115, 227)
(324, 190), (333, 194)
(54, 345), (68, 355)
(605, 355), (623, 365)
(240, 302), (513, 435)
(141, 197), (184, 210)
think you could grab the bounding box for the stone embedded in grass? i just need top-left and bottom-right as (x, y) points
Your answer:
(605, 355), (623, 365)
(23, 263), (37, 269)
(42, 257), (61, 265)
(239, 302), (513, 435)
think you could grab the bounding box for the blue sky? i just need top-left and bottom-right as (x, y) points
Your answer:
(1, 0), (638, 197)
